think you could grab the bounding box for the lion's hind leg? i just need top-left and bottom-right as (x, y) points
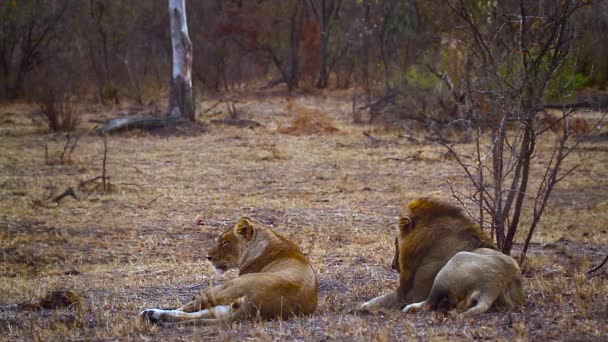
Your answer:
(403, 282), (449, 314)
(140, 296), (246, 325)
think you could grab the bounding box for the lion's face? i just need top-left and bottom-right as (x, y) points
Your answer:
(206, 218), (255, 275)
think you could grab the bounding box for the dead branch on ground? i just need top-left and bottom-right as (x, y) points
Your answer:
(98, 113), (183, 134)
(587, 255), (608, 275)
(52, 187), (78, 203)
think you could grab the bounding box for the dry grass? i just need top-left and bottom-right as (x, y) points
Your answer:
(0, 93), (607, 341)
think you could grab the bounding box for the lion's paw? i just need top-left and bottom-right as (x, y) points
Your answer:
(139, 308), (167, 324)
(360, 301), (372, 311)
(403, 301), (425, 313)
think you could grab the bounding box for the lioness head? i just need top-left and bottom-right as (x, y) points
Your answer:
(391, 215), (415, 273)
(206, 217), (256, 275)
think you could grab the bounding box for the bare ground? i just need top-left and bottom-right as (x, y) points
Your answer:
(0, 92), (607, 341)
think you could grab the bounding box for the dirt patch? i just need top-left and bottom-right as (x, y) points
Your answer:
(278, 99), (341, 135)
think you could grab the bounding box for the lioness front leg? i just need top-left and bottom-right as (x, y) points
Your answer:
(177, 277), (255, 313)
(140, 297), (245, 324)
(361, 291), (406, 311)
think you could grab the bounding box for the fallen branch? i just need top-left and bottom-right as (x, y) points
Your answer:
(203, 100), (223, 114)
(98, 112), (182, 135)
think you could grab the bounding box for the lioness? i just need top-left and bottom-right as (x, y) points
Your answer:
(403, 248), (524, 317)
(361, 198), (496, 311)
(140, 218), (318, 324)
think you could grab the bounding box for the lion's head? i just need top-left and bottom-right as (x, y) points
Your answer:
(206, 217), (255, 275)
(391, 198), (493, 274)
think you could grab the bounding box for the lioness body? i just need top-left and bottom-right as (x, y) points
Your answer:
(140, 218), (318, 324)
(403, 248), (524, 317)
(361, 198), (495, 311)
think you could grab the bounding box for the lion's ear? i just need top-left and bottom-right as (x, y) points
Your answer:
(397, 216), (414, 235)
(234, 217), (254, 240)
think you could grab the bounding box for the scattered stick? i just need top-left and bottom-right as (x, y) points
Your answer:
(203, 100), (223, 114)
(52, 187), (78, 203)
(78, 176), (105, 190)
(102, 135), (108, 192)
(144, 194), (164, 208)
(587, 254), (608, 275)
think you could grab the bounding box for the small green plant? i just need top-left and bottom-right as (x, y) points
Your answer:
(405, 64), (438, 90)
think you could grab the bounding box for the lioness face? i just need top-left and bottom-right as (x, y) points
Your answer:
(391, 216), (415, 273)
(206, 218), (255, 275)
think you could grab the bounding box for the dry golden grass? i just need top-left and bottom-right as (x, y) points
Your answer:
(0, 93), (607, 341)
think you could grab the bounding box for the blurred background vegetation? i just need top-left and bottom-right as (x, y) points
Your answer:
(0, 0), (605, 106)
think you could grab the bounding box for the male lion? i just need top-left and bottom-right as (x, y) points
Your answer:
(361, 198), (496, 311)
(403, 247), (524, 317)
(140, 217), (318, 324)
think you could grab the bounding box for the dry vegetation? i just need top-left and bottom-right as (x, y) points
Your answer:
(1, 92), (607, 341)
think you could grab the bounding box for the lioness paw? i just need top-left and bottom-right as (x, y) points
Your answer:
(139, 308), (168, 324)
(360, 301), (372, 311)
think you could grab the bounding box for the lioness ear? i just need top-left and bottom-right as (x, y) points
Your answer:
(397, 216), (414, 235)
(234, 217), (254, 240)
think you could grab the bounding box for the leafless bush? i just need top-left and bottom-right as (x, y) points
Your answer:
(36, 90), (79, 132)
(430, 0), (592, 264)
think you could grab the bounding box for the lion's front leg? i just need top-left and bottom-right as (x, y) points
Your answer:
(140, 296), (246, 325)
(140, 278), (251, 324)
(177, 280), (247, 312)
(361, 291), (406, 311)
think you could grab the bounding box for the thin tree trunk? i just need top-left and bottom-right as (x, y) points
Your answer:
(492, 119), (506, 248)
(98, 1), (194, 134)
(317, 32), (329, 88)
(503, 119), (535, 254)
(308, 0), (341, 89)
(169, 0), (195, 121)
(288, 1), (302, 91)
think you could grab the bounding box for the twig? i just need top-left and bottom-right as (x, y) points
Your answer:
(102, 135), (108, 191)
(60, 131), (72, 162)
(67, 133), (81, 160)
(144, 194), (164, 208)
(78, 176), (104, 190)
(203, 100), (223, 114)
(587, 254), (608, 275)
(52, 187), (78, 203)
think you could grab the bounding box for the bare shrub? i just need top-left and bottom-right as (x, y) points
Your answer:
(431, 0), (593, 263)
(36, 90), (79, 132)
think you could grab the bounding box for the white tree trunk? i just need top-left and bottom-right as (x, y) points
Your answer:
(169, 0), (195, 121)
